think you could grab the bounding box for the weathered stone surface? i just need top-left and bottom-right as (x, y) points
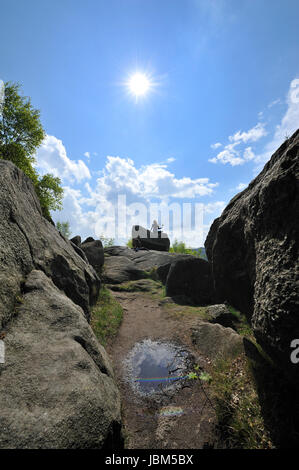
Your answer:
(0, 161), (100, 327)
(82, 236), (95, 244)
(102, 256), (147, 284)
(205, 129), (299, 371)
(0, 271), (122, 449)
(191, 322), (243, 360)
(206, 304), (237, 328)
(165, 257), (216, 305)
(156, 256), (192, 284)
(104, 246), (193, 271)
(80, 240), (104, 275)
(70, 235), (81, 246)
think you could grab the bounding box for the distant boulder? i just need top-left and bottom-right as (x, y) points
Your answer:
(132, 225), (170, 252)
(165, 257), (216, 305)
(80, 239), (104, 275)
(102, 256), (147, 284)
(82, 236), (95, 245)
(205, 129), (299, 373)
(70, 235), (81, 246)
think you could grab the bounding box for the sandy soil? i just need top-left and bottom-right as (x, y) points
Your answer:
(106, 290), (217, 449)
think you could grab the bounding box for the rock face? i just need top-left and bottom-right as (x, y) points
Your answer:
(0, 161), (100, 325)
(206, 304), (237, 329)
(103, 256), (147, 284)
(80, 239), (104, 275)
(103, 246), (194, 283)
(192, 322), (243, 360)
(165, 258), (216, 305)
(205, 129), (299, 371)
(0, 271), (122, 449)
(69, 236), (104, 276)
(0, 161), (122, 448)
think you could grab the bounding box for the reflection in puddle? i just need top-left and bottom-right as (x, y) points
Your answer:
(124, 339), (190, 396)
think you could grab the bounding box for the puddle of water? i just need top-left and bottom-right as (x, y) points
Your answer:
(124, 339), (190, 397)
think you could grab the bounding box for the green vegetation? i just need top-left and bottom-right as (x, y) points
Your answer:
(227, 304), (254, 337)
(56, 221), (71, 238)
(109, 278), (162, 294)
(210, 355), (273, 448)
(126, 239), (133, 248)
(100, 234), (115, 247)
(0, 82), (63, 219)
(170, 239), (202, 257)
(91, 286), (123, 346)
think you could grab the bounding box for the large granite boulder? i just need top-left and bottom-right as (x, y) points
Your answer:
(104, 246), (193, 271)
(205, 129), (299, 372)
(0, 271), (122, 449)
(132, 225), (170, 251)
(0, 161), (100, 325)
(192, 322), (244, 360)
(0, 161), (122, 448)
(165, 257), (216, 305)
(80, 239), (104, 275)
(102, 256), (147, 284)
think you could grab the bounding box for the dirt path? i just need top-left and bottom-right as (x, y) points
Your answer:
(106, 289), (217, 449)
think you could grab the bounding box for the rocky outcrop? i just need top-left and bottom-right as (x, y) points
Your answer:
(103, 246), (194, 283)
(103, 256), (147, 284)
(205, 129), (299, 372)
(0, 161), (100, 325)
(132, 225), (170, 251)
(165, 258), (217, 305)
(70, 235), (81, 246)
(69, 236), (104, 276)
(0, 161), (122, 448)
(192, 322), (243, 360)
(80, 239), (104, 275)
(0, 271), (122, 449)
(206, 304), (237, 329)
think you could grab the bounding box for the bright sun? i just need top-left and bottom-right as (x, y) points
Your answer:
(128, 73), (151, 97)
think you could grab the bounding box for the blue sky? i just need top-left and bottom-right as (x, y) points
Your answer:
(1, 0), (299, 245)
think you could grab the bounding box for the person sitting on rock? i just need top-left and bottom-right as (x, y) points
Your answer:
(151, 219), (159, 233)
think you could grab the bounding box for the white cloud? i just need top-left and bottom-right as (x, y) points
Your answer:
(84, 151), (90, 159)
(268, 98), (281, 108)
(94, 156), (217, 200)
(243, 147), (255, 161)
(211, 142), (222, 149)
(166, 157), (176, 163)
(209, 144), (244, 166)
(254, 77), (299, 169)
(36, 135), (91, 183)
(209, 123), (267, 166)
(228, 122), (267, 144)
(52, 155), (219, 245)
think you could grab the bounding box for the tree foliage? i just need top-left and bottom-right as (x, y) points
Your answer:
(170, 239), (202, 257)
(100, 234), (115, 247)
(0, 82), (63, 219)
(56, 221), (71, 238)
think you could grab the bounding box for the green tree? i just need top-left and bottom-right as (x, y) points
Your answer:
(0, 82), (63, 219)
(56, 221), (71, 238)
(100, 234), (115, 247)
(170, 239), (201, 257)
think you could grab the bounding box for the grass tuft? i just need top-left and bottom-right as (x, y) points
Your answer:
(91, 286), (123, 346)
(210, 355), (273, 448)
